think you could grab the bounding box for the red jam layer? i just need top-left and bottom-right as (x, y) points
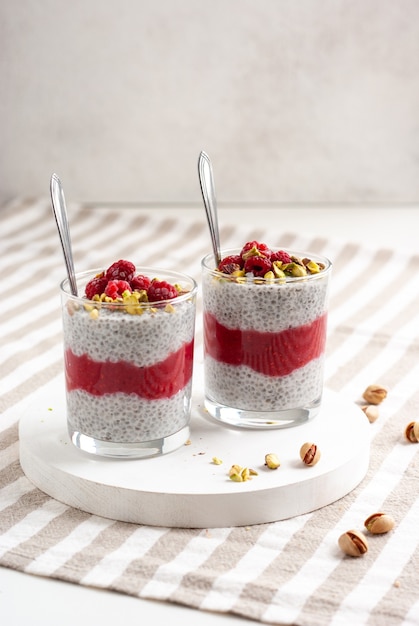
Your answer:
(204, 312), (327, 377)
(65, 341), (194, 400)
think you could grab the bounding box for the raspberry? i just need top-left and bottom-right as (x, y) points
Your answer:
(104, 280), (132, 299)
(244, 256), (272, 277)
(131, 274), (151, 291)
(241, 241), (272, 259)
(271, 250), (292, 264)
(85, 273), (108, 299)
(105, 260), (136, 282)
(147, 280), (178, 302)
(218, 255), (243, 274)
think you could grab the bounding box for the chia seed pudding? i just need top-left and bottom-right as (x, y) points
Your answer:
(201, 243), (331, 427)
(61, 262), (197, 456)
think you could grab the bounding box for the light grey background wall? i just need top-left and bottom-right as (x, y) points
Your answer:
(1, 0), (419, 206)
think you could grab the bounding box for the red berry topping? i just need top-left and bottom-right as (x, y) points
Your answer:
(241, 241), (272, 259)
(105, 280), (132, 299)
(147, 280), (178, 302)
(271, 250), (292, 264)
(244, 256), (272, 276)
(218, 255), (243, 274)
(105, 260), (136, 282)
(85, 274), (108, 299)
(131, 274), (151, 291)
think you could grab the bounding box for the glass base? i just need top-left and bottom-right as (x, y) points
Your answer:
(69, 424), (190, 458)
(204, 396), (321, 429)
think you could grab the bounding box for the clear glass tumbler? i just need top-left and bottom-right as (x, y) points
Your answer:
(61, 267), (197, 457)
(201, 249), (332, 428)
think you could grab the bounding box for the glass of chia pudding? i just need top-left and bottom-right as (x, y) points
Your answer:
(201, 241), (332, 428)
(60, 260), (197, 457)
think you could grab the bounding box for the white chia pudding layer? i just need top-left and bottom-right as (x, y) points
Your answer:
(202, 271), (329, 333)
(63, 302), (195, 443)
(67, 383), (192, 442)
(204, 356), (324, 411)
(63, 301), (195, 367)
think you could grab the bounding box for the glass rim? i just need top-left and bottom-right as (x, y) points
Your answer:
(201, 248), (332, 283)
(60, 265), (198, 306)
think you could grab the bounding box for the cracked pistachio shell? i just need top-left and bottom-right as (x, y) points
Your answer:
(364, 513), (395, 534)
(338, 530), (368, 557)
(405, 421), (419, 443)
(300, 442), (321, 466)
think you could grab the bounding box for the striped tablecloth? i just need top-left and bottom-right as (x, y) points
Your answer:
(1, 198), (419, 625)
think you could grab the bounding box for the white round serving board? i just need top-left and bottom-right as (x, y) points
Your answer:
(19, 378), (371, 528)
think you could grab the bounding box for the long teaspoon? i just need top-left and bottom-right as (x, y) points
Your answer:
(198, 151), (222, 267)
(50, 173), (78, 296)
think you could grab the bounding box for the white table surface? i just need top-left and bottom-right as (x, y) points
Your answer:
(2, 204), (418, 626)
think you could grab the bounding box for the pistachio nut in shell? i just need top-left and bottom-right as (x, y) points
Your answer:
(364, 512), (395, 534)
(362, 384), (388, 405)
(405, 421), (419, 443)
(338, 530), (369, 557)
(300, 442), (321, 466)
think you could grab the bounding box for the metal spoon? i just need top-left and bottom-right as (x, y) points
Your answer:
(198, 151), (221, 267)
(50, 173), (78, 296)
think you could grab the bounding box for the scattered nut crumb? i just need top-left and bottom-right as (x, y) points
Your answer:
(394, 580), (401, 588)
(361, 405), (379, 423)
(212, 456), (223, 465)
(184, 439), (192, 446)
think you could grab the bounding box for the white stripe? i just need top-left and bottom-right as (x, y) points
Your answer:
(25, 515), (115, 576)
(0, 345), (61, 393)
(200, 517), (310, 612)
(329, 494), (419, 626)
(0, 498), (68, 559)
(140, 527), (232, 600)
(0, 321), (62, 365)
(0, 476), (35, 512)
(81, 525), (167, 587)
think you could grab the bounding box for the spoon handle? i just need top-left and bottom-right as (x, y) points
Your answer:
(50, 173), (78, 296)
(198, 151), (221, 267)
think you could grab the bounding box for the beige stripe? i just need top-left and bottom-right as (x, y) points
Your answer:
(326, 300), (419, 392)
(52, 520), (139, 583)
(0, 361), (62, 413)
(0, 332), (61, 379)
(0, 424), (19, 451)
(0, 459), (23, 488)
(332, 252), (419, 331)
(365, 542), (419, 626)
(0, 508), (90, 571)
(0, 309), (60, 345)
(0, 487), (51, 535)
(110, 528), (192, 596)
(330, 248), (395, 311)
(170, 525), (267, 609)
